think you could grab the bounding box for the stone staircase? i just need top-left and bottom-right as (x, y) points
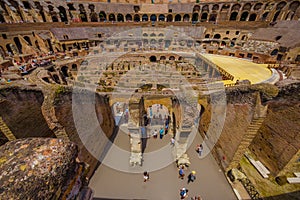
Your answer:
(228, 116), (266, 170)
(0, 117), (16, 141)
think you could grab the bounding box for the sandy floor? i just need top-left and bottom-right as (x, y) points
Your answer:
(89, 123), (237, 200)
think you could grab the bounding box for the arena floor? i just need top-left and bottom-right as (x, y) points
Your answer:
(201, 54), (272, 84)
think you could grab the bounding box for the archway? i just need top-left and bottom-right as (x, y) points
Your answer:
(52, 15), (59, 22)
(230, 12), (238, 21)
(272, 11), (280, 22)
(167, 14), (173, 22)
(24, 36), (32, 46)
(270, 49), (278, 56)
(160, 56), (166, 60)
(183, 14), (190, 22)
(201, 13), (208, 21)
(99, 11), (106, 22)
(0, 14), (5, 23)
(262, 12), (269, 21)
(109, 14), (116, 22)
(169, 56), (175, 60)
(249, 13), (257, 21)
(142, 14), (148, 21)
(80, 12), (87, 22)
(58, 6), (68, 22)
(149, 55), (157, 62)
(193, 5), (200, 12)
(72, 64), (77, 70)
(175, 14), (181, 21)
(35, 40), (40, 50)
(213, 34), (221, 39)
(61, 66), (69, 77)
(117, 13), (124, 22)
(192, 13), (198, 22)
(209, 14), (217, 22)
(13, 37), (22, 54)
(126, 14), (132, 21)
(159, 14), (165, 21)
(240, 11), (249, 21)
(134, 14), (140, 22)
(150, 14), (157, 22)
(6, 44), (13, 55)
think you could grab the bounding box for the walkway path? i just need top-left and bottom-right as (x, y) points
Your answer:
(89, 124), (237, 200)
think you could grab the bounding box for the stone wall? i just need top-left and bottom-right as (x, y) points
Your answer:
(0, 86), (55, 139)
(249, 81), (300, 175)
(54, 88), (115, 178)
(198, 82), (299, 176)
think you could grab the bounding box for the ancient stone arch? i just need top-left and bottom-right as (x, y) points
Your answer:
(193, 5), (200, 12)
(0, 14), (5, 23)
(13, 37), (22, 54)
(249, 13), (257, 21)
(212, 4), (219, 11)
(167, 14), (173, 22)
(126, 14), (132, 21)
(183, 14), (190, 22)
(117, 13), (124, 22)
(175, 14), (181, 21)
(99, 11), (106, 22)
(192, 13), (198, 22)
(58, 6), (68, 22)
(231, 4), (241, 12)
(201, 12), (208, 21)
(142, 14), (148, 21)
(23, 36), (32, 46)
(242, 3), (252, 11)
(159, 14), (165, 21)
(240, 11), (249, 21)
(229, 12), (238, 21)
(132, 14), (139, 22)
(150, 14), (157, 22)
(254, 2), (263, 11)
(109, 14), (116, 22)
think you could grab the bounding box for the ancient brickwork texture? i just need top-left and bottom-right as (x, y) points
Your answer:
(0, 138), (78, 199)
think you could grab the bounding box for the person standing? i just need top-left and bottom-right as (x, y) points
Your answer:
(152, 129), (158, 139)
(178, 166), (185, 179)
(196, 144), (203, 156)
(179, 188), (188, 199)
(143, 171), (149, 182)
(170, 137), (175, 146)
(187, 171), (196, 184)
(159, 127), (164, 139)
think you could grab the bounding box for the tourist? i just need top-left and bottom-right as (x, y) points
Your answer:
(152, 129), (158, 139)
(179, 188), (188, 199)
(196, 144), (203, 156)
(187, 171), (196, 184)
(143, 171), (149, 182)
(165, 124), (169, 135)
(178, 166), (185, 179)
(170, 137), (175, 146)
(159, 128), (164, 139)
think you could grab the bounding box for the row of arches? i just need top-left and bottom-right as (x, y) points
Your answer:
(149, 55), (182, 62)
(192, 1), (300, 13)
(1, 37), (42, 56)
(1, 1), (299, 23)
